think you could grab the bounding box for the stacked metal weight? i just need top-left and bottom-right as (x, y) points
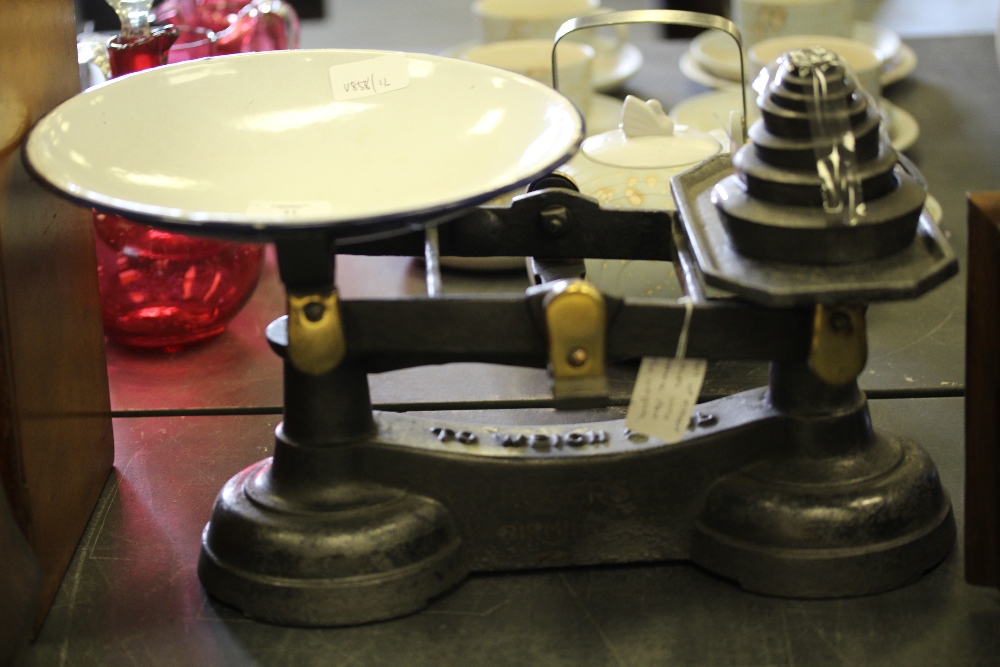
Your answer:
(711, 47), (926, 264)
(676, 48), (957, 599)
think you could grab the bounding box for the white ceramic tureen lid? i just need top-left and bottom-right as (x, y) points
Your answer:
(580, 96), (721, 169)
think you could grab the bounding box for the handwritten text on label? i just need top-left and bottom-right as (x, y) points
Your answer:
(330, 53), (410, 101)
(625, 357), (707, 444)
(247, 201), (333, 219)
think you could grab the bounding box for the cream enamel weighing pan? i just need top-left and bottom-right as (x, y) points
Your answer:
(25, 49), (584, 240)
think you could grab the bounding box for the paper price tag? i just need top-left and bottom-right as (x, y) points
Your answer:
(247, 201), (333, 219)
(330, 53), (410, 101)
(625, 357), (708, 444)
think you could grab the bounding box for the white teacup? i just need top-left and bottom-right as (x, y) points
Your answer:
(473, 0), (625, 53)
(734, 0), (854, 49)
(749, 35), (884, 98)
(463, 39), (595, 116)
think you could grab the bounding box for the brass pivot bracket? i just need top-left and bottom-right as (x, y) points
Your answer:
(808, 304), (867, 386)
(287, 290), (345, 376)
(542, 279), (609, 408)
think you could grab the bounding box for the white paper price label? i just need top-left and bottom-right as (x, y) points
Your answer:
(330, 53), (410, 101)
(247, 201), (333, 219)
(625, 357), (708, 444)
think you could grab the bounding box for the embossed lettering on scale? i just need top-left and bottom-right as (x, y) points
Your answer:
(427, 427), (610, 450)
(429, 427), (478, 444)
(493, 430), (609, 449)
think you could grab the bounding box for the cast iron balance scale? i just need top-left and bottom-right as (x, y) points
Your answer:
(26, 11), (958, 626)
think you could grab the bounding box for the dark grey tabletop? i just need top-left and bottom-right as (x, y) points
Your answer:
(20, 397), (999, 667)
(28, 33), (1000, 667)
(104, 35), (995, 415)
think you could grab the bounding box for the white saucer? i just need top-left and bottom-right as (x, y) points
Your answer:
(591, 39), (644, 92)
(26, 49), (585, 238)
(684, 22), (915, 89)
(679, 50), (742, 89)
(669, 88), (919, 152)
(586, 92), (626, 135)
(441, 38), (643, 93)
(884, 99), (919, 152)
(880, 43), (917, 87)
(851, 21), (903, 63)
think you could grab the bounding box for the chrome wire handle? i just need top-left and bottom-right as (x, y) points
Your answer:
(552, 9), (748, 142)
(424, 225), (442, 297)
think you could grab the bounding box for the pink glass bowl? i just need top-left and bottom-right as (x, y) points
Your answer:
(97, 22), (269, 351)
(153, 0), (300, 54)
(94, 212), (264, 350)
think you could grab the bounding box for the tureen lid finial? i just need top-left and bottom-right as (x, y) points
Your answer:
(620, 96), (674, 139)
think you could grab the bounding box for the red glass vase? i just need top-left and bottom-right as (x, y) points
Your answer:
(97, 25), (265, 351)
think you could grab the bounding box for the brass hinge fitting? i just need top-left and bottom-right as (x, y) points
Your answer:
(808, 304), (867, 386)
(543, 279), (609, 408)
(287, 290), (345, 376)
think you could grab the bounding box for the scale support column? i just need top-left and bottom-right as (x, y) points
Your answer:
(196, 235), (466, 627)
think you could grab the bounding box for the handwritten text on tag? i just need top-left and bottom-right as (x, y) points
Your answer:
(330, 53), (410, 101)
(247, 201), (333, 219)
(625, 357), (708, 444)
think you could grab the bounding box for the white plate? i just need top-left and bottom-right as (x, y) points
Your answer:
(441, 38), (643, 93)
(25, 49), (584, 238)
(685, 22), (912, 88)
(679, 50), (743, 90)
(586, 92), (626, 135)
(852, 22), (903, 63)
(591, 38), (644, 92)
(885, 99), (919, 152)
(669, 88), (919, 152)
(670, 88), (757, 134)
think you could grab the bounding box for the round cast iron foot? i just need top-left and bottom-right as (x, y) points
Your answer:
(690, 432), (955, 597)
(198, 458), (466, 626)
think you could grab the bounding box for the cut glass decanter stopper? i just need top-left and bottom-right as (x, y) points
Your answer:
(105, 0), (155, 40)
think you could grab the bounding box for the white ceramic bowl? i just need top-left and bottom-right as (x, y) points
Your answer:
(474, 0), (600, 43)
(462, 39), (595, 116)
(733, 0), (854, 48)
(25, 49), (585, 239)
(749, 35), (885, 97)
(689, 21), (901, 83)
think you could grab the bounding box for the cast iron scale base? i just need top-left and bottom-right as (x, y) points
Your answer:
(197, 43), (960, 625)
(200, 357), (957, 626)
(23, 12), (959, 627)
(196, 174), (957, 625)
